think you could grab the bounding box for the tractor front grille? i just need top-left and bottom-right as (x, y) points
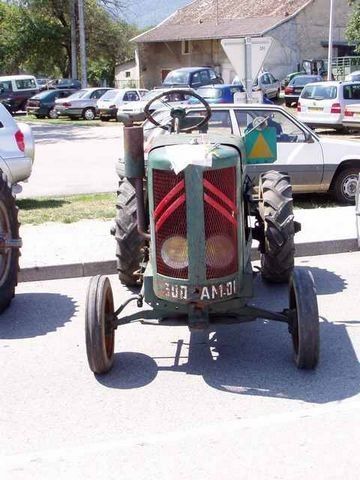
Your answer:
(203, 167), (238, 279)
(153, 169), (188, 279)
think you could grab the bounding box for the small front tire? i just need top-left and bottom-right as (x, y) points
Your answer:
(289, 269), (320, 369)
(85, 275), (115, 374)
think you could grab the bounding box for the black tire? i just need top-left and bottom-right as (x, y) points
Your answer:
(100, 116), (110, 122)
(85, 275), (115, 374)
(259, 171), (295, 283)
(82, 107), (96, 121)
(35, 114), (45, 119)
(289, 269), (319, 369)
(114, 178), (145, 286)
(0, 171), (20, 313)
(48, 108), (58, 119)
(332, 167), (360, 204)
(285, 101), (292, 107)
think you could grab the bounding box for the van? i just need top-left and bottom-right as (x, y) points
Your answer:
(297, 80), (360, 130)
(0, 75), (39, 113)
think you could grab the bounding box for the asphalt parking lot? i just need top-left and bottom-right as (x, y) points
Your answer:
(1, 252), (359, 479)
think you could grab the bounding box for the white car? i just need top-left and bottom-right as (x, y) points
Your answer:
(343, 103), (360, 129)
(0, 102), (34, 312)
(117, 88), (193, 124)
(0, 102), (34, 189)
(96, 88), (148, 121)
(122, 103), (360, 203)
(54, 87), (113, 120)
(297, 80), (360, 130)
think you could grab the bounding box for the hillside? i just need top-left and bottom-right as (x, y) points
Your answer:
(122, 0), (192, 28)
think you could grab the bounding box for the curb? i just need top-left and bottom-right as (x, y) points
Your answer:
(18, 237), (359, 283)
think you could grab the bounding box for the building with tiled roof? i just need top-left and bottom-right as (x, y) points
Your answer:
(132, 0), (353, 88)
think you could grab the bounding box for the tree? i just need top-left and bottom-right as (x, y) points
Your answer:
(346, 1), (360, 52)
(0, 0), (139, 83)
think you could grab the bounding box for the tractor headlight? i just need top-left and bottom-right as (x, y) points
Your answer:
(161, 235), (188, 269)
(205, 235), (235, 269)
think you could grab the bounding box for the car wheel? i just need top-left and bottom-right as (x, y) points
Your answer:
(0, 171), (20, 313)
(285, 101), (292, 107)
(333, 167), (360, 204)
(100, 116), (110, 122)
(48, 108), (58, 119)
(83, 107), (96, 121)
(35, 114), (45, 119)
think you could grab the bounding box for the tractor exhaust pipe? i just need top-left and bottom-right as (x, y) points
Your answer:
(123, 126), (150, 240)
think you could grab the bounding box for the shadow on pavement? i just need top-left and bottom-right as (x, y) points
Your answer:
(97, 266), (357, 401)
(0, 293), (77, 338)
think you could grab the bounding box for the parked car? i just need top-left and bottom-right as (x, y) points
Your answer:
(162, 67), (223, 89)
(189, 84), (244, 104)
(297, 81), (360, 130)
(0, 75), (39, 113)
(96, 88), (148, 121)
(126, 103), (360, 204)
(117, 88), (193, 124)
(345, 70), (360, 82)
(46, 78), (81, 90)
(26, 88), (76, 119)
(54, 87), (113, 120)
(232, 71), (280, 99)
(0, 102), (34, 312)
(0, 102), (34, 188)
(284, 75), (322, 107)
(343, 103), (360, 129)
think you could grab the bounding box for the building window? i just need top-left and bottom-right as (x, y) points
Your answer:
(125, 71), (131, 78)
(182, 40), (191, 55)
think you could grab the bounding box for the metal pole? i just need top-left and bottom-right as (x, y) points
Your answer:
(70, 0), (77, 80)
(78, 0), (87, 87)
(245, 37), (252, 103)
(327, 0), (334, 81)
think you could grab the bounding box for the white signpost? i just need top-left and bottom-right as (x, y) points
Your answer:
(221, 37), (273, 102)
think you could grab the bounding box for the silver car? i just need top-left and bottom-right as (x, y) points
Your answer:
(0, 102), (34, 190)
(54, 87), (113, 120)
(232, 71), (281, 100)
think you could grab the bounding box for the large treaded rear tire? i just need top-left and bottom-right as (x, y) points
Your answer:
(259, 171), (295, 283)
(0, 171), (20, 313)
(114, 178), (145, 286)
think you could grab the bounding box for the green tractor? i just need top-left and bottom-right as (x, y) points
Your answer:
(85, 90), (320, 374)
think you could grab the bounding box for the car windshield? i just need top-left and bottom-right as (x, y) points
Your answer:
(142, 90), (165, 101)
(197, 88), (222, 99)
(292, 76), (320, 86)
(163, 71), (190, 84)
(67, 89), (88, 99)
(100, 90), (120, 100)
(301, 84), (337, 100)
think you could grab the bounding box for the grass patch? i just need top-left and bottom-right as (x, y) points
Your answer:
(293, 194), (338, 209)
(17, 192), (116, 225)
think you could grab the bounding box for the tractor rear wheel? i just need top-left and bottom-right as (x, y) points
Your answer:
(289, 269), (319, 369)
(259, 170), (295, 283)
(114, 177), (146, 286)
(85, 275), (115, 374)
(0, 171), (20, 313)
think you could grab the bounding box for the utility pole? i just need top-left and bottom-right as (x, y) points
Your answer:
(78, 0), (87, 87)
(327, 0), (334, 81)
(70, 0), (77, 79)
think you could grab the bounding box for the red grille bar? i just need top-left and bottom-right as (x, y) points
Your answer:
(203, 167), (238, 279)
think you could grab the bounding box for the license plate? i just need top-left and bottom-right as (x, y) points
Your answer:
(158, 279), (237, 302)
(308, 107), (323, 112)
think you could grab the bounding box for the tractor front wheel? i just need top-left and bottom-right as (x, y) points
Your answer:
(289, 269), (319, 369)
(0, 171), (20, 314)
(259, 170), (295, 283)
(85, 275), (115, 374)
(114, 178), (146, 286)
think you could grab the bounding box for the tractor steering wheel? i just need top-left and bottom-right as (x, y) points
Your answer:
(143, 89), (212, 132)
